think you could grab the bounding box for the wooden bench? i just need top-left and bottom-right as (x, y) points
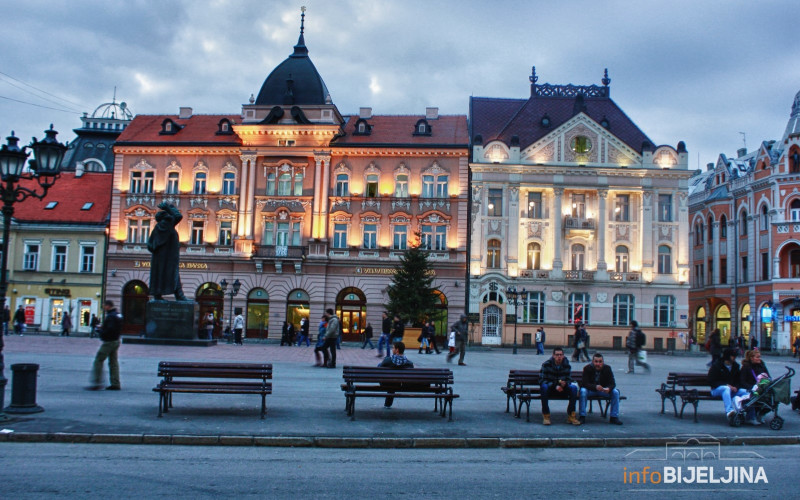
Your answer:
(153, 361), (273, 419)
(674, 373), (721, 423)
(341, 366), (459, 421)
(507, 370), (626, 422)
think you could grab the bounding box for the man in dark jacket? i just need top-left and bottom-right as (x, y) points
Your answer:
(377, 312), (392, 357)
(87, 300), (123, 390)
(540, 347), (581, 425)
(379, 341), (415, 408)
(578, 353), (622, 425)
(708, 348), (748, 421)
(446, 314), (469, 365)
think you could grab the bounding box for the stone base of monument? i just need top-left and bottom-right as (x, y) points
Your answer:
(122, 300), (216, 347)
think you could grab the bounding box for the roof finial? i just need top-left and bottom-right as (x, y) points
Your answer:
(529, 66), (538, 85)
(602, 68), (610, 87)
(300, 6), (306, 35)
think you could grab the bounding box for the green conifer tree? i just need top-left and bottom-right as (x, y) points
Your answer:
(386, 240), (439, 327)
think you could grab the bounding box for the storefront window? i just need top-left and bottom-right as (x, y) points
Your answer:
(51, 299), (65, 327)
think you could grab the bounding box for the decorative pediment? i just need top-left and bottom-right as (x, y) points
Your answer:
(131, 159), (154, 171)
(395, 163), (410, 175)
(422, 161), (448, 175)
(193, 161), (208, 173)
(334, 162), (351, 175)
(215, 209), (237, 221)
(330, 211), (352, 223)
(165, 160), (181, 172)
(418, 211), (450, 225)
(221, 161), (238, 174)
(125, 206), (154, 218)
(365, 162), (381, 174)
(484, 143), (509, 162)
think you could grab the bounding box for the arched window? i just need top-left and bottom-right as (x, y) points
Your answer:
(615, 245), (629, 273)
(720, 215), (727, 238)
(791, 200), (800, 221)
(335, 174), (349, 197)
(707, 216), (713, 242)
(740, 211), (748, 235)
(695, 222), (703, 245)
(222, 172), (236, 195)
(761, 205), (769, 228)
(658, 245), (672, 274)
(696, 306), (707, 344)
(266, 172), (276, 195)
(294, 172), (304, 196)
(487, 239), (501, 268)
(193, 172), (207, 194)
(278, 173), (292, 195)
(571, 244), (585, 270)
(526, 242), (541, 270)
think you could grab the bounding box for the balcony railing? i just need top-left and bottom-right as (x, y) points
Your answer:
(609, 271), (641, 282)
(519, 270), (551, 279)
(564, 217), (596, 230)
(252, 245), (307, 259)
(564, 270), (595, 281)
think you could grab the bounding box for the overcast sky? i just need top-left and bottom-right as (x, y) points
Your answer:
(3, 0), (799, 169)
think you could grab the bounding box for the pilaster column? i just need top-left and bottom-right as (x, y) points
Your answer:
(552, 187), (563, 271)
(246, 155), (256, 238)
(596, 189), (607, 271)
(238, 154), (256, 238)
(314, 151), (332, 240)
(642, 190), (654, 278)
(508, 185), (519, 276)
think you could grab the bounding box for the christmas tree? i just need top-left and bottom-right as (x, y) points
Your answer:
(386, 238), (439, 327)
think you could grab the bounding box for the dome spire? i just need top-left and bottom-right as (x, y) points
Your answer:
(292, 6), (308, 56)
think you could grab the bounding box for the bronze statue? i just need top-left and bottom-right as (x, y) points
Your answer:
(147, 202), (188, 301)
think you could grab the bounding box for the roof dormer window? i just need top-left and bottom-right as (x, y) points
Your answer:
(159, 118), (182, 135)
(353, 118), (372, 136)
(216, 118), (234, 135)
(413, 119), (432, 136)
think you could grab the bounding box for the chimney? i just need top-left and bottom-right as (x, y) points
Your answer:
(179, 107), (193, 119)
(737, 147), (747, 158)
(426, 107), (439, 120)
(706, 162), (714, 171)
(359, 107), (372, 119)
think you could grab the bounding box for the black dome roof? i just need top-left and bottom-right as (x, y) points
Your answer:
(255, 32), (330, 106)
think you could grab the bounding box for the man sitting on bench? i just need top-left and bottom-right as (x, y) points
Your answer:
(578, 352), (623, 425)
(708, 347), (749, 423)
(540, 347), (581, 426)
(379, 341), (415, 409)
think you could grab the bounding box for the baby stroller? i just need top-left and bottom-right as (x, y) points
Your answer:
(730, 366), (795, 430)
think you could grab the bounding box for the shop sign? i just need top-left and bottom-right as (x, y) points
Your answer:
(784, 315), (800, 322)
(133, 261), (208, 269)
(44, 288), (71, 297)
(354, 267), (435, 276)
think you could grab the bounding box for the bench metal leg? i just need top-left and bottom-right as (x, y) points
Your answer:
(157, 391), (164, 418)
(447, 397), (453, 421)
(261, 394), (266, 419)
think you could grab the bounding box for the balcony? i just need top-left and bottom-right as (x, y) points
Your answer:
(252, 245), (307, 260)
(519, 270), (551, 279)
(564, 216), (595, 235)
(609, 272), (641, 282)
(564, 270), (594, 281)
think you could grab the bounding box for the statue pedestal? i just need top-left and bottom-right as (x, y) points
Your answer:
(122, 301), (216, 347)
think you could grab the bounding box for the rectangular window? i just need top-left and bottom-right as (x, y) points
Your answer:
(527, 192), (542, 219)
(569, 292), (590, 324)
(658, 194), (673, 222)
(23, 244), (39, 271)
(222, 173), (236, 195)
(613, 294), (634, 326)
(80, 245), (95, 273)
(708, 259), (713, 284)
(434, 226), (447, 251)
(127, 219), (150, 244)
(422, 175), (434, 198)
(488, 188), (502, 216)
(263, 222), (274, 245)
(278, 174), (291, 196)
(761, 252), (769, 281)
(291, 222), (301, 246)
(571, 193), (586, 218)
(130, 171), (142, 193)
(333, 224), (348, 249)
(294, 173), (304, 196)
(522, 291), (545, 324)
(365, 175), (379, 198)
(335, 175), (349, 197)
(394, 175), (408, 197)
(393, 225), (407, 250)
(143, 171), (154, 194)
(166, 172), (180, 194)
(421, 225), (433, 250)
(52, 245), (67, 272)
(193, 173), (207, 194)
(190, 221), (204, 245)
(219, 221), (232, 246)
(363, 224), (377, 249)
(742, 256), (748, 282)
(654, 295), (676, 327)
(435, 175), (448, 198)
(614, 194), (630, 222)
(276, 222), (289, 247)
(720, 258), (727, 284)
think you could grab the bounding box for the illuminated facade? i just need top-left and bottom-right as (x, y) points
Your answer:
(106, 16), (468, 338)
(468, 68), (691, 349)
(688, 89), (800, 352)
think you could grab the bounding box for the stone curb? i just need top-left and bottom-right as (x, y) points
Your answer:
(2, 433), (800, 448)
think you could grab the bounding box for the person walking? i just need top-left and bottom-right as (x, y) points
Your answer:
(86, 300), (122, 390)
(322, 308), (340, 368)
(706, 328), (722, 367)
(427, 321), (442, 354)
(13, 305), (25, 336)
(203, 312), (215, 340)
(571, 322), (589, 362)
(2, 305), (10, 336)
(297, 317), (310, 346)
(535, 326), (546, 355)
(626, 320), (651, 374)
(419, 320), (432, 354)
(361, 322), (375, 349)
(793, 336), (800, 359)
(377, 312), (392, 358)
(391, 315), (405, 344)
(446, 314), (469, 366)
(313, 314), (327, 367)
(280, 321), (294, 346)
(61, 310), (72, 337)
(89, 314), (100, 338)
(232, 308), (245, 345)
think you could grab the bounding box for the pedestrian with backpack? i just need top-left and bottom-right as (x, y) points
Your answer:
(626, 320), (651, 374)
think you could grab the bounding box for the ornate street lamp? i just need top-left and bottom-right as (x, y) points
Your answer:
(220, 278), (241, 344)
(0, 126), (67, 420)
(506, 285), (527, 355)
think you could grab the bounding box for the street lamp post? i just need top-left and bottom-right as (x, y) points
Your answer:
(220, 278), (241, 344)
(0, 127), (67, 419)
(506, 286), (527, 355)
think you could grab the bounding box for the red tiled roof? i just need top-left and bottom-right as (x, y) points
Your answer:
(116, 114), (242, 146)
(470, 95), (652, 152)
(12, 172), (112, 225)
(335, 115), (468, 147)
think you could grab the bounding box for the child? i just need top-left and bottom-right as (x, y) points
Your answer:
(448, 330), (456, 354)
(733, 372), (771, 411)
